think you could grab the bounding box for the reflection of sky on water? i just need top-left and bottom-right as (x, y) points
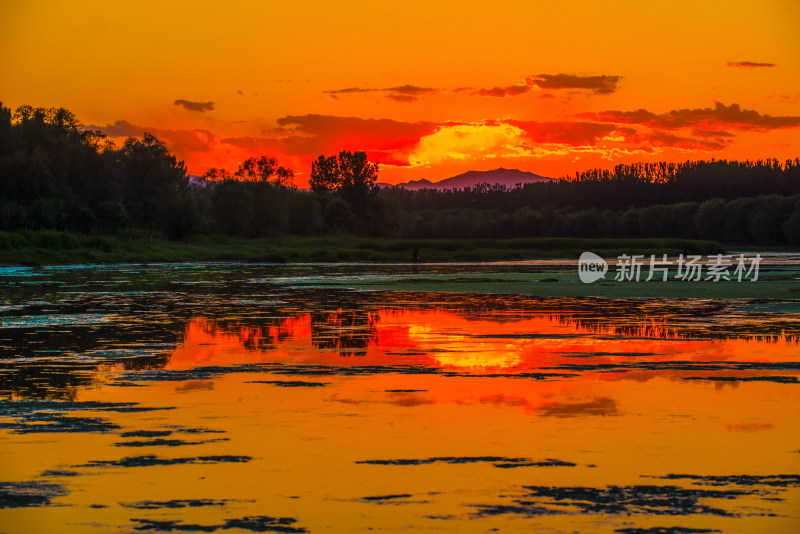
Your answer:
(167, 308), (800, 377)
(0, 265), (799, 533)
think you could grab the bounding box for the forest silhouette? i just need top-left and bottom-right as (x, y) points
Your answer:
(2, 103), (800, 245)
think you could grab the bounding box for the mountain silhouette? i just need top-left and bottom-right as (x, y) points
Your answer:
(381, 168), (554, 190)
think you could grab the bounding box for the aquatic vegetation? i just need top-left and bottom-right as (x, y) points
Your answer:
(122, 499), (237, 509)
(130, 516), (307, 533)
(0, 401), (173, 433)
(113, 437), (229, 447)
(81, 455), (252, 468)
(245, 380), (328, 387)
(614, 528), (721, 534)
(356, 456), (576, 468)
(0, 482), (67, 508)
(361, 494), (413, 502)
(654, 474), (800, 488)
(119, 430), (174, 438)
(473, 484), (752, 517)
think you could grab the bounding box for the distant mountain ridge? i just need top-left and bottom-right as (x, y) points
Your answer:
(381, 168), (555, 190)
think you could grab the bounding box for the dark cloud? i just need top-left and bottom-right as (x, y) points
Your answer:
(384, 85), (436, 96)
(324, 87), (378, 94)
(727, 61), (776, 68)
(327, 75), (620, 100)
(383, 85), (437, 101)
(578, 102), (800, 132)
(386, 93), (417, 102)
(529, 74), (622, 94)
(472, 74), (622, 97)
(476, 84), (531, 97)
(173, 99), (215, 112)
(324, 84), (436, 102)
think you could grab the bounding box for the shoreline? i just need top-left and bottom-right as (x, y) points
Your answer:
(0, 233), (732, 267)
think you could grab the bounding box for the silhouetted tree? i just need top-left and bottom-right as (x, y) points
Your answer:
(234, 156), (294, 187)
(309, 151), (379, 217)
(309, 155), (339, 194)
(337, 150), (379, 217)
(2, 102), (800, 245)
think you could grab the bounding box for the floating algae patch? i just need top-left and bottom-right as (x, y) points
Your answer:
(357, 456), (528, 466)
(361, 494), (414, 504)
(113, 437), (229, 447)
(494, 459), (577, 468)
(654, 474), (800, 488)
(0, 400), (173, 415)
(469, 503), (562, 518)
(0, 400), (174, 434)
(39, 470), (79, 478)
(472, 484), (755, 518)
(615, 528), (722, 533)
(81, 455), (252, 468)
(245, 380), (328, 387)
(0, 413), (119, 434)
(164, 426), (227, 435)
(130, 516), (307, 532)
(356, 456), (575, 468)
(0, 481), (68, 508)
(121, 499), (236, 509)
(118, 430), (174, 438)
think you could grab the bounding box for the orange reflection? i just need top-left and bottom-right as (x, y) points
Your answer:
(167, 309), (800, 382)
(4, 307), (800, 534)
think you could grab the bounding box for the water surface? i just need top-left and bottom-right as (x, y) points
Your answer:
(1, 262), (798, 533)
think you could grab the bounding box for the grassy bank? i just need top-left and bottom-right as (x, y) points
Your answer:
(0, 230), (725, 266)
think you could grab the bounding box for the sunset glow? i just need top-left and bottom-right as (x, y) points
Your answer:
(2, 0), (798, 185)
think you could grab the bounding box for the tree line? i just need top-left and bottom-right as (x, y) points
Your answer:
(383, 159), (800, 212)
(397, 194), (800, 244)
(0, 103), (389, 239)
(1, 103), (799, 245)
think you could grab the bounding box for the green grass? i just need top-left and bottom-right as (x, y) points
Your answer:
(0, 230), (726, 266)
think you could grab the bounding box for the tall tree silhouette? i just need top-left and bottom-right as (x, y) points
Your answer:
(337, 151), (378, 216)
(309, 151), (378, 216)
(309, 155), (339, 194)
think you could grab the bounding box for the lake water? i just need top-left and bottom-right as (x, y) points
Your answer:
(1, 262), (799, 533)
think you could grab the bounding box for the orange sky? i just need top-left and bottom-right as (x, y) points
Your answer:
(1, 0), (799, 186)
